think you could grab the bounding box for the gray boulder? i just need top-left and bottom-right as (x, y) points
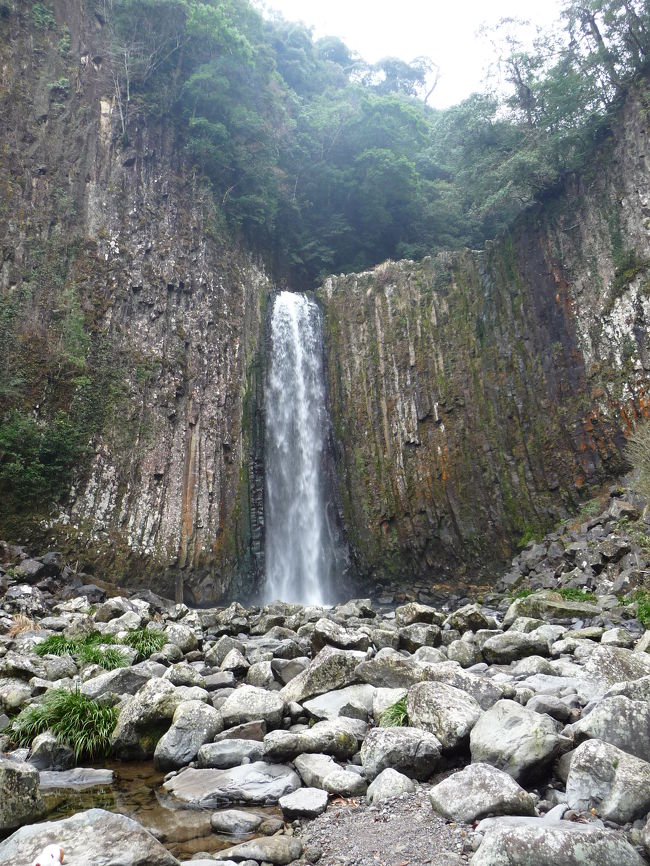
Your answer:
(38, 768), (114, 790)
(163, 762), (301, 806)
(570, 695), (650, 761)
(153, 700), (223, 771)
(197, 739), (264, 769)
(416, 661), (511, 710)
(263, 718), (359, 762)
(355, 648), (427, 689)
(110, 678), (186, 760)
(279, 787), (328, 819)
(406, 681), (481, 751)
(565, 738), (650, 823)
(360, 726), (441, 780)
(394, 602), (443, 627)
(482, 631), (549, 664)
(279, 646), (365, 704)
(210, 809), (264, 834)
(212, 836), (302, 864)
(164, 623), (198, 654)
(0, 757), (44, 833)
(366, 768), (416, 804)
(0, 808), (179, 866)
(470, 700), (560, 781)
(220, 685), (285, 729)
(303, 684), (375, 721)
(28, 732), (74, 770)
(471, 822), (646, 866)
(311, 618), (369, 653)
(80, 664), (159, 700)
(293, 753), (367, 796)
(428, 763), (536, 823)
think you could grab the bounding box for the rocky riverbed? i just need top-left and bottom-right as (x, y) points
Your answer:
(0, 487), (650, 865)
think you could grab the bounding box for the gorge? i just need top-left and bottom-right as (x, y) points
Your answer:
(0, 0), (649, 605)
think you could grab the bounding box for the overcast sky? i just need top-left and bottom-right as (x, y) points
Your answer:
(255, 0), (564, 107)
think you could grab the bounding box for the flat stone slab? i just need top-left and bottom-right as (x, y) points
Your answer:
(0, 808), (179, 866)
(39, 769), (114, 790)
(213, 835), (302, 863)
(163, 762), (301, 807)
(279, 787), (329, 819)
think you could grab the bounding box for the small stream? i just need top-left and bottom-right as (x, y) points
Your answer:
(40, 761), (280, 861)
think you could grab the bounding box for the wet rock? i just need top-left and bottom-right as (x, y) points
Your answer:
(429, 763), (536, 823)
(197, 739), (264, 769)
(28, 732), (74, 771)
(470, 700), (560, 781)
(38, 768), (114, 789)
(360, 726), (441, 781)
(154, 700), (224, 771)
(163, 762), (301, 806)
(0, 757), (44, 833)
(366, 767), (416, 804)
(0, 808), (179, 865)
(406, 681), (481, 751)
(279, 787), (328, 819)
(565, 738), (650, 823)
(210, 809), (264, 834)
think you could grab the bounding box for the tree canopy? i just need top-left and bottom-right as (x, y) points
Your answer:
(99, 0), (650, 285)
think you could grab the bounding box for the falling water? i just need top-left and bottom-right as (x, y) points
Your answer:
(264, 291), (338, 605)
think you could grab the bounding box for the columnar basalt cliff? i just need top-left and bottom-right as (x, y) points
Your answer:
(319, 90), (650, 585)
(0, 0), (269, 601)
(2, 1), (650, 601)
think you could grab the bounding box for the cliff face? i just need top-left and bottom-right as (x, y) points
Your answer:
(319, 90), (650, 585)
(0, 0), (269, 601)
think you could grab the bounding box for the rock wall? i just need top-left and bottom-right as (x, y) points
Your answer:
(0, 0), (270, 601)
(319, 88), (650, 586)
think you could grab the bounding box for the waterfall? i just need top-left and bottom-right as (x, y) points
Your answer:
(264, 291), (338, 605)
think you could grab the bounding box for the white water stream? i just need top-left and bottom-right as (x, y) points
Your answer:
(263, 291), (336, 605)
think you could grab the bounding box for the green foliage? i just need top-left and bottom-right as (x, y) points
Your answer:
(511, 588), (534, 599)
(35, 631), (128, 670)
(10, 688), (118, 761)
(631, 590), (650, 628)
(58, 24), (70, 55)
(517, 526), (543, 548)
(120, 628), (166, 659)
(48, 77), (70, 99)
(32, 2), (55, 29)
(0, 410), (86, 509)
(558, 587), (597, 602)
(625, 419), (650, 497)
(379, 696), (408, 727)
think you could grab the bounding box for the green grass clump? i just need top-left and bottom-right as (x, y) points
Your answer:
(379, 697), (408, 727)
(627, 590), (650, 628)
(35, 631), (127, 670)
(558, 588), (597, 602)
(11, 688), (118, 761)
(511, 588), (533, 599)
(120, 628), (166, 659)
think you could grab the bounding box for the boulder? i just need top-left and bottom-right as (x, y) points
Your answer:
(279, 646), (365, 704)
(470, 700), (560, 781)
(482, 632), (549, 664)
(355, 648), (428, 689)
(360, 727), (441, 780)
(0, 757), (44, 833)
(443, 604), (490, 633)
(164, 623), (198, 654)
(279, 787), (328, 820)
(471, 821), (646, 866)
(28, 732), (74, 771)
(163, 663), (206, 689)
(394, 602), (443, 627)
(311, 618), (369, 653)
(293, 752), (366, 795)
(80, 664), (158, 700)
(220, 685), (285, 729)
(398, 623), (442, 652)
(210, 809), (264, 835)
(0, 808), (179, 866)
(429, 763), (536, 823)
(303, 684), (375, 721)
(570, 695), (650, 762)
(418, 661), (511, 710)
(263, 718), (359, 762)
(213, 836), (302, 864)
(502, 591), (602, 627)
(197, 739), (264, 769)
(565, 738), (650, 823)
(366, 768), (416, 804)
(163, 762), (301, 806)
(153, 700), (224, 771)
(110, 678), (185, 760)
(406, 681), (481, 751)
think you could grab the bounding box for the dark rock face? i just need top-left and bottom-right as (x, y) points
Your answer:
(0, 0), (269, 603)
(319, 93), (650, 584)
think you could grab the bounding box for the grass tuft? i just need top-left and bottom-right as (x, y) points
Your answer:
(11, 688), (118, 761)
(8, 613), (40, 637)
(120, 628), (166, 659)
(35, 631), (127, 670)
(379, 697), (409, 727)
(558, 588), (596, 602)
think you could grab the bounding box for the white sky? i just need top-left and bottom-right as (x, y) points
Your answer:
(256, 0), (564, 107)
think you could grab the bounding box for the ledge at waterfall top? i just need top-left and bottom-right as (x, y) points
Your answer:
(263, 292), (346, 605)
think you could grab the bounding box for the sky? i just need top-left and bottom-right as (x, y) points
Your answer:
(256, 0), (564, 108)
